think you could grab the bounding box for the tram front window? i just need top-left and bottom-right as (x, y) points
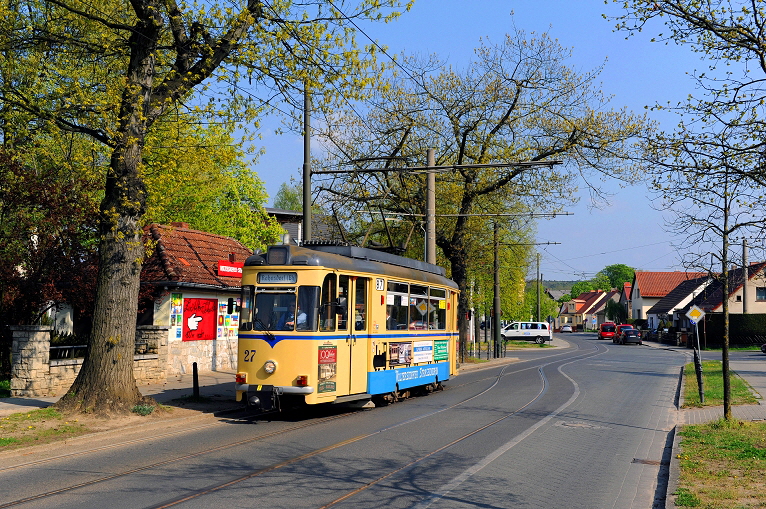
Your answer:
(252, 288), (320, 331)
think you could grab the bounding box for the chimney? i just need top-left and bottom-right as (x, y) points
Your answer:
(170, 222), (189, 229)
(228, 253), (235, 263)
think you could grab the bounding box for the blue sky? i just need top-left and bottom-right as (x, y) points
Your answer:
(252, 1), (704, 281)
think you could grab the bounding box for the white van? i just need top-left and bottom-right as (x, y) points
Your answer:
(501, 321), (552, 344)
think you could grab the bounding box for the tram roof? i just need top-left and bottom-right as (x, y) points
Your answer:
(245, 243), (458, 289)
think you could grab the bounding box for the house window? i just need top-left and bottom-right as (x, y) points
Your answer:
(757, 287), (766, 301)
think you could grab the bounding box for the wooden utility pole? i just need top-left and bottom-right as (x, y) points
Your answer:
(743, 238), (749, 314)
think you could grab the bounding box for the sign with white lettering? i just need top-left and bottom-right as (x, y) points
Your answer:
(217, 260), (244, 277)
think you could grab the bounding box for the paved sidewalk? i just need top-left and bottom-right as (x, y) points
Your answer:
(0, 369), (239, 417)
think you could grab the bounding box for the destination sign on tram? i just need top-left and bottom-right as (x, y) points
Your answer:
(257, 272), (298, 284)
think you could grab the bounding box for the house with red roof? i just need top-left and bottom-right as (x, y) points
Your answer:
(593, 290), (621, 325)
(559, 290), (611, 331)
(630, 271), (707, 327)
(139, 222), (253, 375)
(619, 282), (632, 321)
(643, 263), (766, 345)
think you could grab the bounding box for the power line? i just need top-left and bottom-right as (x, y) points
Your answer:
(314, 160), (562, 174)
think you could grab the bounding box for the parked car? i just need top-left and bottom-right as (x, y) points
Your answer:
(501, 321), (552, 344)
(560, 324), (573, 333)
(761, 343), (766, 354)
(598, 322), (616, 341)
(614, 324), (633, 342)
(618, 328), (642, 345)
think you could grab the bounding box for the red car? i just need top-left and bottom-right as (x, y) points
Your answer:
(598, 322), (616, 341)
(613, 324), (634, 343)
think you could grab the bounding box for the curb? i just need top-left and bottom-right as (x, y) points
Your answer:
(666, 425), (681, 509)
(457, 357), (520, 373)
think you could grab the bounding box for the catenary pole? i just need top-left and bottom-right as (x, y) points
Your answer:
(303, 84), (312, 242)
(493, 222), (501, 358)
(426, 149), (436, 265)
(537, 254), (541, 322)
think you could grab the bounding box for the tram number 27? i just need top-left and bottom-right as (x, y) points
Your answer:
(243, 350), (257, 362)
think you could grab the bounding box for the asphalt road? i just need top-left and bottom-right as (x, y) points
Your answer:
(0, 333), (682, 509)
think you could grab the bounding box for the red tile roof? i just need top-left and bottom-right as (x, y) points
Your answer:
(141, 223), (253, 289)
(622, 283), (632, 301)
(573, 290), (609, 314)
(633, 271), (707, 298)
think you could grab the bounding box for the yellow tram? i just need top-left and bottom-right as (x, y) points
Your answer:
(235, 243), (459, 412)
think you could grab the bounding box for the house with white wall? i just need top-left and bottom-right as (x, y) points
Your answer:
(630, 271), (706, 324)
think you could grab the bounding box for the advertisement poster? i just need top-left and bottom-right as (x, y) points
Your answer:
(318, 345), (337, 393)
(170, 293), (183, 327)
(413, 341), (433, 363)
(217, 299), (240, 339)
(434, 340), (449, 361)
(182, 298), (217, 341)
(389, 342), (412, 365)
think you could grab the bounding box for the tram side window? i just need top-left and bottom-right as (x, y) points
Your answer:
(355, 278), (368, 330)
(319, 275), (337, 332)
(387, 281), (408, 330)
(239, 285), (254, 331)
(429, 288), (447, 330)
(338, 276), (350, 330)
(409, 284), (429, 330)
(297, 286), (320, 331)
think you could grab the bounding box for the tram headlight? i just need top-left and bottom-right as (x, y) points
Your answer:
(263, 360), (277, 374)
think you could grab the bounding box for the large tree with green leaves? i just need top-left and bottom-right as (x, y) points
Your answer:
(570, 281), (595, 298)
(599, 263), (635, 289)
(0, 0), (410, 413)
(314, 27), (651, 354)
(142, 122), (283, 249)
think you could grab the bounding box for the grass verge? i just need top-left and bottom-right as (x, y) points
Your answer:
(683, 360), (758, 408)
(0, 408), (89, 449)
(677, 418), (766, 508)
(676, 360), (765, 507)
(505, 340), (552, 349)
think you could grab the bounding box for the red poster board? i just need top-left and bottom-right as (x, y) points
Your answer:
(182, 298), (217, 341)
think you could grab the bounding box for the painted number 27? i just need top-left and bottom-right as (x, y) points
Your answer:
(243, 350), (257, 362)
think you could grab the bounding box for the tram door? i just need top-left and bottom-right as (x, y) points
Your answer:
(338, 276), (369, 395)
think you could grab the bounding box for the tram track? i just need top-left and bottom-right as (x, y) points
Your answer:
(0, 340), (605, 509)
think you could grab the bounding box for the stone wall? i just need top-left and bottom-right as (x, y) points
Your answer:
(167, 335), (238, 375)
(10, 325), (55, 397)
(10, 325), (172, 398)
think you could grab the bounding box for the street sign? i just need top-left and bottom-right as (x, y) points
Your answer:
(686, 305), (705, 323)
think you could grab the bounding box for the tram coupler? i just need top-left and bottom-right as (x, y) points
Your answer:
(246, 385), (277, 412)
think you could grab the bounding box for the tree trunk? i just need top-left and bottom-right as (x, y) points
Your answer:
(57, 6), (159, 414)
(59, 219), (145, 413)
(440, 231), (469, 363)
